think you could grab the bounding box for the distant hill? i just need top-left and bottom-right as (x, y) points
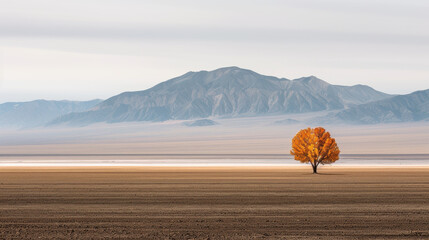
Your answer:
(273, 118), (300, 125)
(49, 67), (391, 126)
(184, 119), (218, 127)
(0, 99), (102, 128)
(330, 89), (429, 124)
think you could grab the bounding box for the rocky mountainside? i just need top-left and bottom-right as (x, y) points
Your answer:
(0, 99), (102, 128)
(50, 67), (391, 126)
(331, 89), (429, 124)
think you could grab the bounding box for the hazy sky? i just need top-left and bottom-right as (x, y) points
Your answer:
(1, 0), (428, 102)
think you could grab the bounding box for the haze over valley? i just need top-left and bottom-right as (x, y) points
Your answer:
(1, 67), (428, 159)
(0, 67), (428, 162)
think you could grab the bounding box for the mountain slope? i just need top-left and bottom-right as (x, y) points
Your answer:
(331, 89), (429, 124)
(50, 67), (391, 125)
(0, 99), (102, 128)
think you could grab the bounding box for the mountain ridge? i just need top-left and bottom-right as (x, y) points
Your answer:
(49, 67), (391, 126)
(0, 99), (102, 128)
(327, 89), (429, 124)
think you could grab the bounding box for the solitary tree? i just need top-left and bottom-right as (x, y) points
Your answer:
(290, 127), (340, 174)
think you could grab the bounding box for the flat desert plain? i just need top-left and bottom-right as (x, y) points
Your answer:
(0, 167), (429, 239)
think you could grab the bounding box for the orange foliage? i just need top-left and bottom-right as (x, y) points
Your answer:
(290, 127), (340, 173)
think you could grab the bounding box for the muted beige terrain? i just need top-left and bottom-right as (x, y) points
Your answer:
(0, 167), (428, 239)
(1, 118), (429, 156)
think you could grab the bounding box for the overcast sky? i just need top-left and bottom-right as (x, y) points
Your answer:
(1, 0), (428, 102)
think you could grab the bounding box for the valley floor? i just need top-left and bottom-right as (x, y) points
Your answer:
(0, 166), (428, 239)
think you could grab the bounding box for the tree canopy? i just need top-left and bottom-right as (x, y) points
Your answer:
(290, 127), (340, 173)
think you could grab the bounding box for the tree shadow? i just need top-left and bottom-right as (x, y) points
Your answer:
(302, 172), (345, 176)
(316, 173), (345, 176)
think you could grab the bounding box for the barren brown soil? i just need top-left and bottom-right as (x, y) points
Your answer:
(0, 167), (429, 239)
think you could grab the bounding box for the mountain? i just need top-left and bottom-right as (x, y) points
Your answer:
(329, 89), (429, 124)
(49, 67), (391, 126)
(0, 99), (102, 128)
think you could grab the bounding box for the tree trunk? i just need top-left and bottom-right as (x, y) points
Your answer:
(312, 164), (318, 174)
